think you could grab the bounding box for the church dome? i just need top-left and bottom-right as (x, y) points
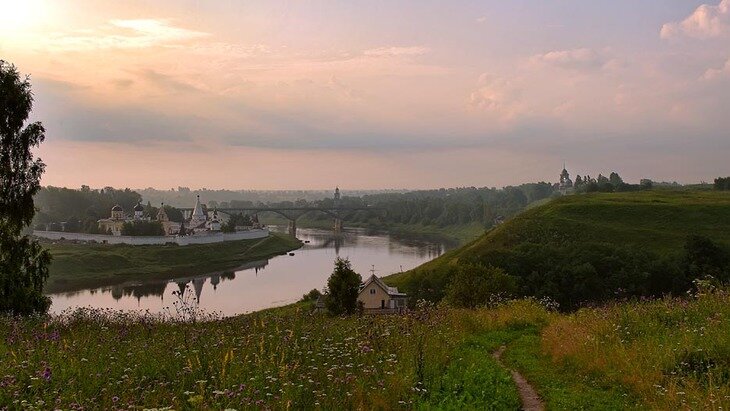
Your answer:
(111, 205), (123, 212)
(133, 202), (144, 212)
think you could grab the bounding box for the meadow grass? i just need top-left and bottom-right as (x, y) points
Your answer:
(43, 233), (302, 294)
(392, 190), (730, 282)
(0, 300), (549, 410)
(1, 294), (727, 409)
(541, 289), (730, 410)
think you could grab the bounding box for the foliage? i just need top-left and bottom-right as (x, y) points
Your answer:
(444, 264), (517, 308)
(715, 176), (730, 191)
(221, 213), (253, 233)
(389, 191), (730, 309)
(120, 220), (165, 236)
(324, 258), (362, 316)
(0, 60), (51, 314)
(300, 288), (322, 302)
(682, 235), (729, 283)
(34, 186), (142, 230)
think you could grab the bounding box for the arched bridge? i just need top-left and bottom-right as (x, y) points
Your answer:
(179, 206), (383, 235)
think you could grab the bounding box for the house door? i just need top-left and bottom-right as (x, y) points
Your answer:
(381, 300), (385, 309)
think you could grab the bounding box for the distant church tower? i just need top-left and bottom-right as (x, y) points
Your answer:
(559, 163), (574, 195)
(334, 187), (341, 208)
(133, 202), (145, 220)
(190, 194), (207, 227)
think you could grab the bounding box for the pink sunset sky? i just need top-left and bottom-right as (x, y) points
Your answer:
(1, 0), (729, 189)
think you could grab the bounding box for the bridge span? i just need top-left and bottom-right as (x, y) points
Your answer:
(178, 206), (382, 235)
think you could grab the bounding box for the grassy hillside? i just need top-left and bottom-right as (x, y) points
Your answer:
(43, 233), (302, 294)
(388, 190), (730, 307)
(3, 290), (728, 409)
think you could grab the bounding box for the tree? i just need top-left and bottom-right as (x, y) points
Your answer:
(715, 177), (730, 191)
(121, 221), (165, 236)
(324, 258), (362, 315)
(445, 264), (517, 308)
(609, 172), (624, 187)
(0, 61), (51, 314)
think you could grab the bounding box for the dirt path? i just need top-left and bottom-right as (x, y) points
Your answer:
(493, 346), (545, 411)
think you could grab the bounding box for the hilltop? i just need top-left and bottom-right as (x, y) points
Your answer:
(388, 190), (730, 308)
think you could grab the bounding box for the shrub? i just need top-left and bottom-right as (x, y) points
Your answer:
(445, 264), (517, 309)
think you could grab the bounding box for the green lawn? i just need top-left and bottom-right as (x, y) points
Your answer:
(43, 233), (302, 293)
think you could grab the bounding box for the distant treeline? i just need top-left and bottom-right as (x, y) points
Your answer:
(256, 183), (556, 230)
(137, 187), (406, 207)
(33, 186), (183, 234)
(572, 171), (657, 193)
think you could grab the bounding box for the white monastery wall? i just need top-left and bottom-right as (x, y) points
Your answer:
(33, 229), (269, 246)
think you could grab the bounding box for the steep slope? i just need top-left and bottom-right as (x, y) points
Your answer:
(387, 190), (730, 307)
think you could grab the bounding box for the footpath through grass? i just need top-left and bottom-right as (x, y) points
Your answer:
(43, 233), (302, 293)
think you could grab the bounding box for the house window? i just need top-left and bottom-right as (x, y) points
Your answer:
(370, 288), (376, 294)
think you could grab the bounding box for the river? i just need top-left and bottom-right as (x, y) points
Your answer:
(47, 227), (449, 316)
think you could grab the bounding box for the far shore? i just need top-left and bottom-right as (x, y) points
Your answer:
(42, 233), (302, 294)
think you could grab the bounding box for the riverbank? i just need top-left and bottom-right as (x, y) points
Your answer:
(43, 233), (302, 294)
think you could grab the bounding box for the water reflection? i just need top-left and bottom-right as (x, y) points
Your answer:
(48, 227), (448, 316)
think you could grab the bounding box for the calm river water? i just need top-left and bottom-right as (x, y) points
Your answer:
(47, 227), (449, 316)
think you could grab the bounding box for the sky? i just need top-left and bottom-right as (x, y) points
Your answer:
(1, 0), (729, 189)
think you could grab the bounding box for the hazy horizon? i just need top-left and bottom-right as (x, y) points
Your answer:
(2, 0), (729, 189)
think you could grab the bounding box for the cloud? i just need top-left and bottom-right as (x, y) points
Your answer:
(476, 16), (487, 24)
(43, 19), (209, 51)
(468, 73), (524, 120)
(530, 48), (608, 70)
(702, 58), (730, 79)
(363, 46), (429, 57)
(136, 69), (202, 94)
(661, 0), (730, 39)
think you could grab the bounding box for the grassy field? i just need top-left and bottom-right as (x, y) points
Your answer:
(2, 291), (728, 409)
(43, 233), (302, 294)
(446, 190), (730, 262)
(387, 190), (730, 299)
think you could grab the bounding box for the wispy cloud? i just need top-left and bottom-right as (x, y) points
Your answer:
(41, 19), (209, 51)
(363, 46), (429, 57)
(530, 48), (609, 70)
(702, 58), (730, 79)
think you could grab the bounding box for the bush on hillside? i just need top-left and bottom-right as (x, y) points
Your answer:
(444, 265), (517, 309)
(301, 288), (322, 302)
(683, 235), (729, 283)
(404, 236), (730, 311)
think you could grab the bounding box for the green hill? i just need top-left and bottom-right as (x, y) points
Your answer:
(387, 190), (730, 308)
